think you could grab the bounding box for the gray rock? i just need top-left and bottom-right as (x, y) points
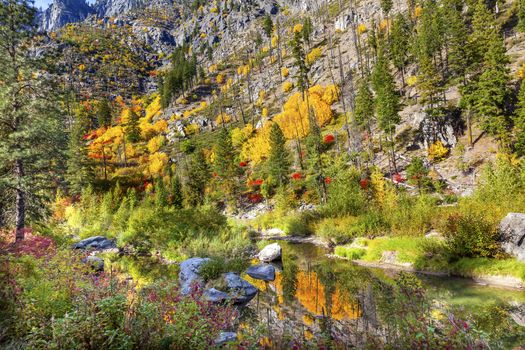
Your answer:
(258, 243), (282, 262)
(73, 236), (117, 251)
(247, 264), (275, 281)
(179, 257), (209, 294)
(38, 0), (94, 32)
(499, 213), (525, 261)
(214, 331), (237, 346)
(223, 272), (258, 304)
(81, 255), (104, 272)
(204, 288), (230, 303)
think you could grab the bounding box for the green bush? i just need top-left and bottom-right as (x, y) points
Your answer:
(443, 214), (502, 261)
(316, 216), (359, 244)
(199, 257), (249, 281)
(334, 246), (366, 260)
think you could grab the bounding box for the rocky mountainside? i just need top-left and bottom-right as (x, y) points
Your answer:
(38, 0), (94, 32)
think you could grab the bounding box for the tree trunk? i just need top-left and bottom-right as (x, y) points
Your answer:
(15, 159), (26, 242)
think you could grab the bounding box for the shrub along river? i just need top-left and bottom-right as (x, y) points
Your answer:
(108, 241), (525, 348)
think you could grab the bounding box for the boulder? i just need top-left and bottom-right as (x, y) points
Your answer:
(214, 331), (237, 346)
(81, 255), (104, 272)
(499, 213), (525, 261)
(223, 272), (258, 304)
(203, 288), (230, 304)
(73, 236), (116, 251)
(246, 264), (275, 281)
(258, 243), (282, 262)
(179, 257), (210, 294)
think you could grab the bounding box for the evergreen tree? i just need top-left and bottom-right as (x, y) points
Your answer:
(97, 98), (112, 127)
(183, 150), (209, 207)
(171, 175), (183, 209)
(514, 80), (525, 155)
(155, 178), (168, 208)
(262, 14), (274, 39)
(306, 113), (327, 202)
(126, 109), (141, 143)
(67, 112), (94, 194)
(0, 0), (67, 241)
(372, 45), (401, 173)
(389, 14), (410, 86)
(519, 0), (525, 32)
(469, 0), (498, 73)
(470, 37), (511, 140)
(213, 128), (238, 206)
(443, 0), (470, 82)
(267, 123), (291, 187)
(354, 77), (375, 131)
(381, 0), (393, 17)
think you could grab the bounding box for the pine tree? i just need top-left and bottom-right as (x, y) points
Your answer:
(469, 0), (498, 73)
(519, 0), (525, 32)
(305, 113), (327, 202)
(171, 175), (183, 209)
(155, 177), (168, 208)
(213, 128), (238, 206)
(372, 45), (401, 173)
(389, 14), (410, 86)
(0, 0), (67, 241)
(126, 109), (141, 143)
(183, 150), (209, 207)
(514, 80), (525, 155)
(470, 37), (511, 140)
(354, 77), (375, 131)
(97, 98), (112, 127)
(443, 0), (470, 82)
(267, 123), (291, 187)
(262, 14), (274, 39)
(67, 112), (94, 194)
(381, 0), (393, 17)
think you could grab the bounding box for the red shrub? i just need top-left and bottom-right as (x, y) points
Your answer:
(291, 172), (302, 180)
(323, 134), (335, 144)
(393, 173), (406, 183)
(324, 176), (332, 184)
(359, 178), (369, 189)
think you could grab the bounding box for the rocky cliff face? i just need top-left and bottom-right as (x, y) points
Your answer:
(39, 0), (94, 32)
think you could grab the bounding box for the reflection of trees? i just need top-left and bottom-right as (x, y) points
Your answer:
(282, 259), (298, 303)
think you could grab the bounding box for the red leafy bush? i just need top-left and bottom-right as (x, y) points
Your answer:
(393, 173), (406, 183)
(291, 172), (302, 180)
(323, 134), (335, 144)
(324, 177), (332, 184)
(359, 178), (369, 189)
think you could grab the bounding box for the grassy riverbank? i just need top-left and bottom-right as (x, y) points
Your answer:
(334, 237), (525, 286)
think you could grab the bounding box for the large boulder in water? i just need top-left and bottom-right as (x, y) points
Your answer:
(73, 236), (116, 251)
(179, 257), (209, 294)
(246, 264), (275, 281)
(258, 243), (282, 262)
(499, 213), (525, 261)
(223, 272), (258, 304)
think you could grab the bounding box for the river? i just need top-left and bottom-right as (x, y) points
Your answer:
(109, 241), (525, 348)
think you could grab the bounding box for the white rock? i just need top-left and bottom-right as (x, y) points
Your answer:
(258, 243), (282, 262)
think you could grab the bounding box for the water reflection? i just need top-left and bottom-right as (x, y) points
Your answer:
(243, 241), (525, 348)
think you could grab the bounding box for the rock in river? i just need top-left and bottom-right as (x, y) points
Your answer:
(258, 243), (282, 262)
(73, 236), (116, 251)
(499, 213), (525, 261)
(223, 272), (258, 304)
(179, 257), (209, 295)
(246, 264), (275, 281)
(214, 331), (237, 346)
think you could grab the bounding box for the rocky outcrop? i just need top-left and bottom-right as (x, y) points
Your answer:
(246, 264), (275, 281)
(203, 288), (230, 303)
(179, 257), (209, 294)
(258, 243), (282, 262)
(499, 213), (525, 261)
(73, 236), (117, 251)
(39, 0), (94, 32)
(223, 272), (258, 304)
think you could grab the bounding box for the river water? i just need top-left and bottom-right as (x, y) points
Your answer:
(110, 241), (525, 348)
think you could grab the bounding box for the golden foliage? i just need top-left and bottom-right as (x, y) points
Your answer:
(427, 141), (449, 162)
(185, 123), (200, 135)
(216, 73), (225, 84)
(262, 107), (269, 118)
(147, 152), (169, 176)
(231, 124), (254, 147)
(406, 75), (418, 86)
(241, 122), (273, 164)
(273, 85), (334, 139)
(271, 35), (278, 48)
(147, 135), (165, 153)
(145, 96), (162, 120)
(208, 64), (218, 73)
(282, 81), (294, 93)
(293, 23), (303, 33)
(357, 23), (367, 35)
(322, 84), (340, 105)
(306, 47), (322, 66)
(281, 67), (289, 78)
(215, 113), (232, 125)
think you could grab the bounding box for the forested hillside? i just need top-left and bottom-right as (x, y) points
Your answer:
(3, 0), (525, 348)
